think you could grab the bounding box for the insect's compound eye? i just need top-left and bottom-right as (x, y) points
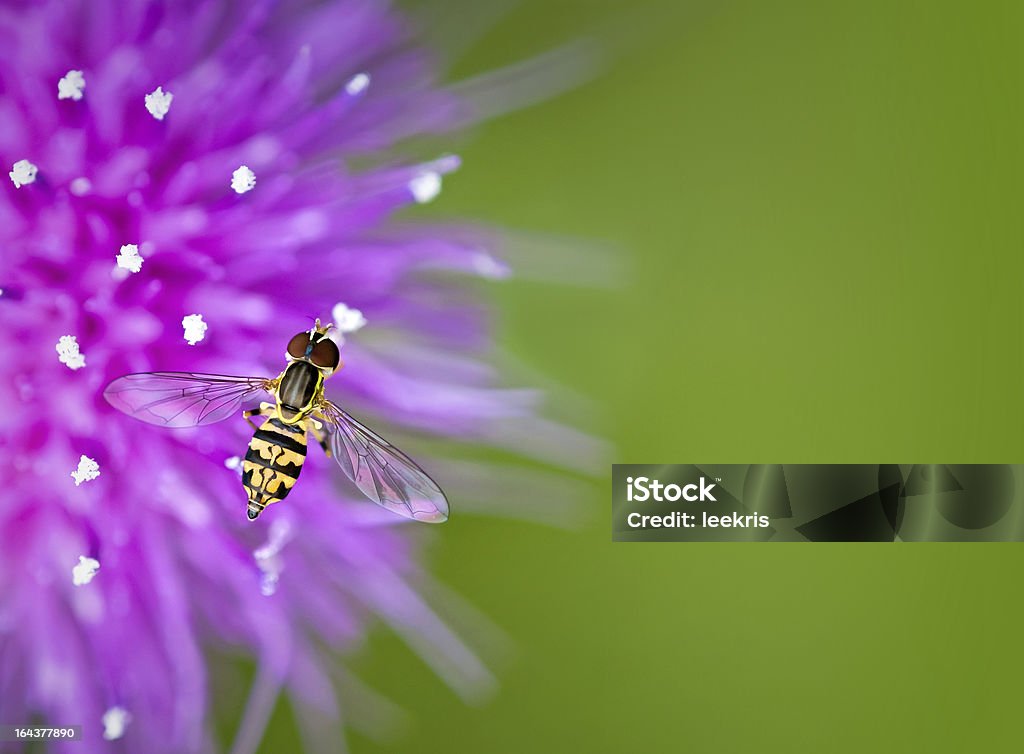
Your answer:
(310, 337), (340, 370)
(287, 332), (311, 358)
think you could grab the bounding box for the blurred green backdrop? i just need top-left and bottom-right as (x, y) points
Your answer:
(268, 1), (1024, 751)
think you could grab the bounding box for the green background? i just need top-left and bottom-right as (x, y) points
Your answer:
(274, 1), (1024, 751)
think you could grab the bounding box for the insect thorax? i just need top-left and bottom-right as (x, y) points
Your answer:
(275, 360), (323, 422)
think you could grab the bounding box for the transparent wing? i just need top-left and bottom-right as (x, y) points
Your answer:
(103, 372), (273, 428)
(320, 400), (449, 523)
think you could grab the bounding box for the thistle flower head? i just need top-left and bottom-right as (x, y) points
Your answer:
(0, 0), (564, 751)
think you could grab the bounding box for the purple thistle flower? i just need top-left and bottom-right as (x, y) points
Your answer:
(0, 1), (595, 751)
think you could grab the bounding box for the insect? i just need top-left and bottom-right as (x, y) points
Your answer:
(103, 319), (449, 523)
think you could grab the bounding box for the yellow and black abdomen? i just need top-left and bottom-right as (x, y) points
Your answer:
(242, 417), (308, 519)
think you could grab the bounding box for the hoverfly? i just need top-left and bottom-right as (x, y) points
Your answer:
(103, 319), (449, 523)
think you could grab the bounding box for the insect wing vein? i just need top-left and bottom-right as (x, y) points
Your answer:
(321, 401), (449, 523)
(104, 372), (272, 428)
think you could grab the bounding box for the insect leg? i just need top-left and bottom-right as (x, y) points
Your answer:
(309, 416), (331, 457)
(243, 402), (275, 430)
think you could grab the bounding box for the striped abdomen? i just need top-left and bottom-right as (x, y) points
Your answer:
(242, 417), (308, 519)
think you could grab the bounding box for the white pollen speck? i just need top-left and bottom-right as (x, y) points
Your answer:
(57, 69), (86, 101)
(254, 519), (291, 596)
(345, 72), (370, 95)
(9, 159), (38, 188)
(72, 555), (100, 586)
(224, 456), (242, 473)
(182, 314), (208, 345)
(254, 519), (291, 560)
(409, 171), (442, 204)
(56, 335), (86, 370)
(116, 243), (144, 273)
(231, 165), (256, 194)
(71, 455), (100, 486)
(70, 177), (91, 196)
(473, 252), (509, 279)
(144, 86), (174, 120)
(102, 707), (130, 740)
(259, 572), (279, 596)
(331, 302), (367, 333)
